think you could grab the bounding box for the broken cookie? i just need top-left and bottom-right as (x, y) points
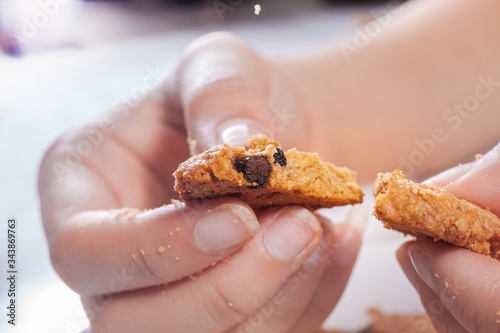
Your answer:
(174, 135), (363, 210)
(373, 170), (500, 259)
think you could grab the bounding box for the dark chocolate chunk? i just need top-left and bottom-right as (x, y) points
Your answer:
(233, 155), (272, 188)
(273, 148), (287, 167)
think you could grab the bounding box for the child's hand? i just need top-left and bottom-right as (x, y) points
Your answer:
(39, 32), (365, 332)
(397, 144), (500, 333)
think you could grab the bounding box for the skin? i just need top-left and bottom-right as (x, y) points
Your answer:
(397, 144), (500, 333)
(39, 0), (500, 331)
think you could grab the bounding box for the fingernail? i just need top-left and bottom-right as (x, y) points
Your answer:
(408, 243), (435, 290)
(345, 205), (370, 234)
(396, 243), (418, 286)
(194, 203), (259, 254)
(303, 216), (335, 269)
(264, 206), (321, 262)
(424, 161), (476, 187)
(330, 224), (362, 267)
(216, 118), (266, 147)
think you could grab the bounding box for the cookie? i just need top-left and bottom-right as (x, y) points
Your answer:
(174, 135), (363, 210)
(315, 309), (435, 333)
(373, 170), (500, 259)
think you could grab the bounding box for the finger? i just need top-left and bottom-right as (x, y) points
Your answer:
(407, 239), (500, 333)
(229, 216), (336, 333)
(290, 206), (368, 333)
(87, 206), (323, 333)
(47, 198), (259, 297)
(397, 242), (468, 333)
(424, 161), (475, 187)
(445, 143), (500, 216)
(175, 31), (303, 153)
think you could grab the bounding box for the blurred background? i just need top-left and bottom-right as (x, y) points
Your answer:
(0, 0), (421, 332)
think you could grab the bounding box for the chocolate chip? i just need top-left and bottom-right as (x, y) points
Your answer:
(233, 155), (272, 188)
(273, 148), (287, 167)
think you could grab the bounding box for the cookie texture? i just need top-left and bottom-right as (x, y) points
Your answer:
(174, 135), (363, 210)
(374, 170), (500, 259)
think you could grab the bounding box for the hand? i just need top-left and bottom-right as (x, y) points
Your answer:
(39, 32), (365, 332)
(397, 143), (500, 333)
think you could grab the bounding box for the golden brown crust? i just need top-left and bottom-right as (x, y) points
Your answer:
(174, 135), (364, 210)
(373, 170), (500, 259)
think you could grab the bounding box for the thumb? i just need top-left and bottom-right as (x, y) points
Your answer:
(430, 143), (500, 216)
(175, 32), (275, 154)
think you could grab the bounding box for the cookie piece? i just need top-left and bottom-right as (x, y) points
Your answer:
(373, 170), (500, 259)
(315, 309), (435, 333)
(174, 135), (363, 210)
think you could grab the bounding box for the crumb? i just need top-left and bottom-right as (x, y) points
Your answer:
(176, 256), (180, 261)
(189, 274), (197, 280)
(254, 4), (261, 15)
(158, 246), (165, 254)
(170, 231), (174, 236)
(140, 248), (146, 255)
(175, 227), (180, 232)
(211, 261), (217, 266)
(227, 302), (233, 307)
(434, 273), (439, 278)
(114, 207), (140, 220)
(132, 254), (137, 261)
(475, 154), (483, 161)
(496, 310), (500, 316)
(171, 199), (181, 205)
(444, 280), (449, 288)
(167, 245), (171, 249)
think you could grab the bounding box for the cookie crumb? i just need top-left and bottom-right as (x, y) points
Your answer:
(132, 254), (137, 261)
(158, 246), (165, 254)
(171, 199), (181, 205)
(140, 248), (146, 255)
(170, 231), (174, 236)
(475, 154), (483, 161)
(176, 256), (180, 261)
(114, 207), (140, 220)
(175, 227), (180, 232)
(254, 4), (261, 15)
(227, 302), (233, 307)
(496, 310), (500, 316)
(444, 279), (449, 288)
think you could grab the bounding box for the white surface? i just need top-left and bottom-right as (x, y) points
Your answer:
(0, 5), (423, 332)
